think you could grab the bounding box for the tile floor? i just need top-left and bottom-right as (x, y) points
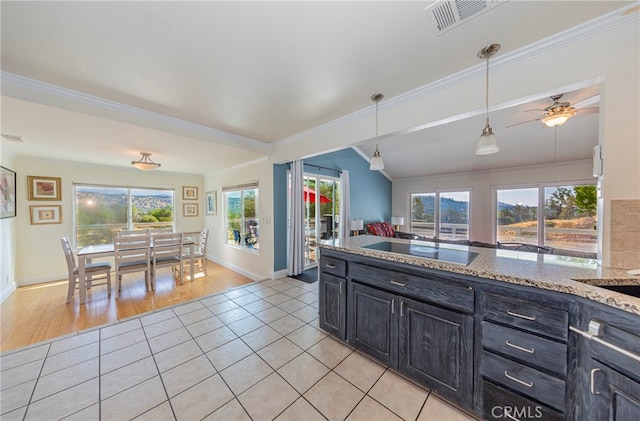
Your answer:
(0, 277), (478, 420)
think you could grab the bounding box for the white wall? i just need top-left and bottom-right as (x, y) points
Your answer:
(203, 159), (274, 281)
(1, 147), (18, 301)
(14, 156), (204, 285)
(392, 160), (594, 244)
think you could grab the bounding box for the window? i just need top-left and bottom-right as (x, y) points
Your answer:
(495, 183), (597, 253)
(75, 185), (174, 247)
(224, 183), (259, 250)
(410, 190), (470, 240)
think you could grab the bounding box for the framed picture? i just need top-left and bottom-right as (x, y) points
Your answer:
(30, 205), (62, 225)
(182, 186), (198, 200)
(28, 175), (61, 201)
(183, 203), (199, 217)
(1, 166), (17, 219)
(205, 190), (217, 215)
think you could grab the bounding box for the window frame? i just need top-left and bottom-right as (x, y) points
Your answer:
(222, 182), (259, 253)
(73, 183), (175, 248)
(409, 188), (473, 241)
(491, 179), (597, 250)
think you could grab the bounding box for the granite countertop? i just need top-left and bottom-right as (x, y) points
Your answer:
(319, 235), (640, 316)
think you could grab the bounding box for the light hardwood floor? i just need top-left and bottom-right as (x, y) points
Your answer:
(0, 260), (254, 353)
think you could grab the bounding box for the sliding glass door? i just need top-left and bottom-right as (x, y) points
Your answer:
(302, 174), (340, 270)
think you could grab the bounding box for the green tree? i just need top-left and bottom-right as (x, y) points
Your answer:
(412, 197), (425, 221)
(574, 185), (597, 217)
(545, 187), (576, 220)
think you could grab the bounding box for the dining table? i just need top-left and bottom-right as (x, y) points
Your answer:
(76, 236), (196, 304)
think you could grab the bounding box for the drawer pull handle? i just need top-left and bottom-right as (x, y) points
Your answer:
(504, 371), (534, 388)
(325, 264), (337, 269)
(507, 310), (537, 321)
(390, 280), (406, 287)
(506, 340), (535, 354)
(590, 368), (601, 395)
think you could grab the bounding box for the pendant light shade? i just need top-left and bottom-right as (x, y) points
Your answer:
(476, 43), (500, 156)
(370, 93), (384, 171)
(131, 152), (161, 170)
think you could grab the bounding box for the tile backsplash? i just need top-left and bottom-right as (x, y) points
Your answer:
(610, 199), (640, 269)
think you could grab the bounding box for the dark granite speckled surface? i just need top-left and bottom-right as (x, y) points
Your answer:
(319, 235), (640, 315)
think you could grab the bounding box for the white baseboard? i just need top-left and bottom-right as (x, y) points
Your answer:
(271, 269), (289, 280)
(209, 255), (265, 282)
(1, 281), (16, 303)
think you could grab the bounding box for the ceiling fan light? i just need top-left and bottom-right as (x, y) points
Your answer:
(131, 152), (161, 170)
(541, 109), (576, 127)
(476, 126), (500, 155)
(370, 146), (384, 170)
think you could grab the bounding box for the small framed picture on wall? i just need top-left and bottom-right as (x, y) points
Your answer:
(28, 175), (62, 201)
(30, 205), (62, 225)
(205, 190), (216, 215)
(183, 203), (199, 217)
(182, 186), (198, 200)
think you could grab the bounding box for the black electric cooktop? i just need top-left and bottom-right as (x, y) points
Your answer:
(363, 241), (479, 266)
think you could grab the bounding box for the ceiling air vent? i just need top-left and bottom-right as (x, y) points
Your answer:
(1, 134), (26, 143)
(425, 0), (506, 35)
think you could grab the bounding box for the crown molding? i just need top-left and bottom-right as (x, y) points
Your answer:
(1, 72), (270, 155)
(274, 4), (637, 148)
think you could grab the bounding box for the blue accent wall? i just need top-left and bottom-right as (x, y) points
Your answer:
(273, 148), (391, 272)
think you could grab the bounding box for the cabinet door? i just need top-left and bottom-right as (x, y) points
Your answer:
(348, 282), (398, 367)
(590, 360), (640, 421)
(318, 273), (346, 339)
(399, 298), (473, 407)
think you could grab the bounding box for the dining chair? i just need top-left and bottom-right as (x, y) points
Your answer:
(151, 232), (184, 289)
(117, 229), (149, 237)
(148, 227), (174, 236)
(181, 228), (209, 278)
(61, 236), (111, 303)
(114, 235), (152, 297)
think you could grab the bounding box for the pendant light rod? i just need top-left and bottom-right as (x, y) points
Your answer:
(475, 43), (500, 156)
(369, 93), (385, 171)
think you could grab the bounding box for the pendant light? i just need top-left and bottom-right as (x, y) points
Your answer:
(370, 93), (385, 170)
(476, 43), (500, 155)
(131, 152), (161, 170)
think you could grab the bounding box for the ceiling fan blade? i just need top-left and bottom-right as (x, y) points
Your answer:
(576, 106), (599, 115)
(506, 118), (541, 128)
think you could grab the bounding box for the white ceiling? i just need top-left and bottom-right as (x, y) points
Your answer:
(0, 1), (633, 177)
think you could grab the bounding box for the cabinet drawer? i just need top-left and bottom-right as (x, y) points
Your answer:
(481, 379), (563, 421)
(320, 256), (346, 278)
(483, 293), (568, 341)
(481, 351), (566, 412)
(349, 263), (474, 313)
(482, 321), (567, 375)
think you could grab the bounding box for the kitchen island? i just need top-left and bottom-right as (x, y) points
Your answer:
(318, 235), (640, 420)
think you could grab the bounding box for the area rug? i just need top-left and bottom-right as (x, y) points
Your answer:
(291, 268), (318, 284)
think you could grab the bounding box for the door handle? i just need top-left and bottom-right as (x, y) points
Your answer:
(400, 300), (405, 317)
(506, 340), (535, 354)
(391, 298), (395, 314)
(507, 310), (537, 321)
(590, 368), (601, 395)
(339, 281), (344, 295)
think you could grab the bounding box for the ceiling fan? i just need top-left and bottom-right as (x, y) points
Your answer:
(507, 93), (599, 128)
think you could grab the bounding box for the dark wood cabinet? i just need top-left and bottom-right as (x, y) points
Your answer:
(317, 246), (640, 421)
(399, 296), (474, 407)
(318, 253), (347, 340)
(348, 262), (474, 406)
(589, 360), (640, 420)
